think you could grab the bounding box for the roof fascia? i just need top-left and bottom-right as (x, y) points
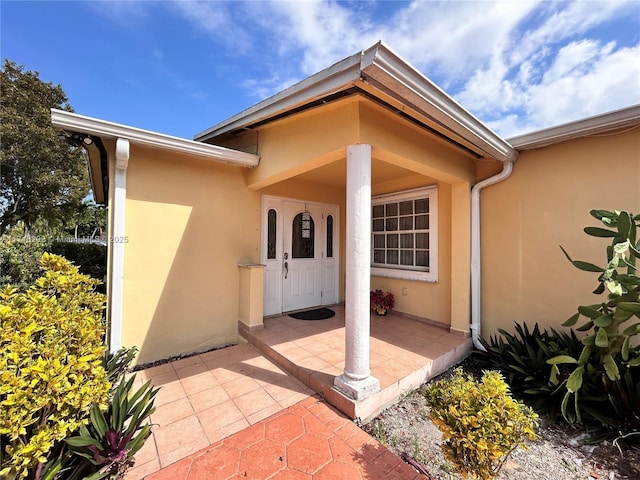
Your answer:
(195, 42), (516, 163)
(194, 51), (365, 142)
(51, 109), (259, 167)
(508, 104), (640, 150)
(360, 44), (517, 163)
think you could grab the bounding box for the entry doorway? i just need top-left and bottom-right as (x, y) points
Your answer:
(261, 196), (339, 316)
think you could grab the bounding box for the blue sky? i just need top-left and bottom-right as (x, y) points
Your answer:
(2, 0), (639, 139)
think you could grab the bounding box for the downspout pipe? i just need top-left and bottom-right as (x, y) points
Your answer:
(470, 160), (514, 351)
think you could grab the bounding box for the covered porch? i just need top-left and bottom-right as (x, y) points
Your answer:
(205, 43), (516, 416)
(243, 305), (471, 422)
(237, 137), (477, 414)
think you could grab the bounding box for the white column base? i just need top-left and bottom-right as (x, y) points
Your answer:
(334, 373), (380, 401)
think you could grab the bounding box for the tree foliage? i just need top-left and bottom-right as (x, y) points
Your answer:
(0, 60), (89, 235)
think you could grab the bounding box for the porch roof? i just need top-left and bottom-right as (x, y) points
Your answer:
(194, 41), (518, 164)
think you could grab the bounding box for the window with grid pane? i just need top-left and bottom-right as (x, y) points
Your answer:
(372, 187), (434, 273)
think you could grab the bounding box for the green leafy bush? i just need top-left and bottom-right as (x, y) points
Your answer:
(0, 237), (106, 292)
(0, 253), (110, 478)
(474, 323), (630, 435)
(34, 348), (158, 480)
(0, 236), (48, 289)
(548, 209), (640, 427)
(103, 347), (139, 386)
(49, 242), (106, 284)
(424, 369), (538, 480)
(1, 253), (157, 480)
(474, 322), (583, 417)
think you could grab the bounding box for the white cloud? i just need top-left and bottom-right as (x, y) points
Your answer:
(381, 0), (538, 81)
(170, 1), (253, 52)
(88, 0), (150, 25)
(96, 0), (640, 136)
(238, 0), (539, 98)
(242, 0), (640, 135)
(457, 37), (640, 137)
(240, 72), (301, 101)
(436, 1), (640, 136)
(509, 0), (633, 66)
(259, 0), (379, 74)
(526, 43), (640, 129)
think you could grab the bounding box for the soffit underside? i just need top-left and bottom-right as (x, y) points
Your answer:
(246, 95), (474, 190)
(211, 90), (492, 162)
(292, 157), (437, 190)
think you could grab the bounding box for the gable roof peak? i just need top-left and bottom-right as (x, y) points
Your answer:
(195, 42), (517, 163)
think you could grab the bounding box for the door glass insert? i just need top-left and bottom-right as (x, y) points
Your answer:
(267, 209), (277, 259)
(292, 212), (314, 258)
(326, 215), (333, 258)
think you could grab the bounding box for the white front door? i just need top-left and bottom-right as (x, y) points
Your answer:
(283, 201), (323, 312)
(262, 196), (339, 315)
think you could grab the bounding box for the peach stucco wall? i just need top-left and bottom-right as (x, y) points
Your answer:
(245, 99), (359, 190)
(122, 145), (261, 364)
(481, 128), (640, 338)
(112, 96), (637, 365)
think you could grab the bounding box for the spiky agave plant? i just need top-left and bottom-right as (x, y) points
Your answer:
(63, 375), (158, 479)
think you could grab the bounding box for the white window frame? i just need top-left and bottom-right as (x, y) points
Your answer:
(371, 186), (438, 283)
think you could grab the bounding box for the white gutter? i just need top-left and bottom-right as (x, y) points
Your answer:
(195, 42), (517, 163)
(51, 109), (259, 167)
(508, 104), (640, 150)
(470, 160), (514, 351)
(359, 44), (517, 162)
(194, 52), (364, 141)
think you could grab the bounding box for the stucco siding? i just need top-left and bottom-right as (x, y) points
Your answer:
(359, 102), (476, 183)
(481, 128), (640, 338)
(370, 181), (453, 328)
(122, 146), (260, 364)
(245, 99), (359, 189)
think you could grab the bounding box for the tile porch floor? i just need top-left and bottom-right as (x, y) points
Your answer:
(126, 306), (470, 478)
(245, 305), (471, 421)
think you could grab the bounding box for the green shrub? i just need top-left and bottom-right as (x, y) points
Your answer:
(34, 348), (158, 480)
(0, 255), (158, 479)
(0, 253), (110, 479)
(49, 242), (106, 283)
(424, 368), (538, 480)
(104, 347), (139, 386)
(474, 322), (584, 417)
(0, 236), (48, 289)
(549, 209), (640, 427)
(0, 237), (106, 292)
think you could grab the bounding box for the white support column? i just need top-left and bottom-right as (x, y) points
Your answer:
(109, 138), (129, 353)
(334, 144), (380, 400)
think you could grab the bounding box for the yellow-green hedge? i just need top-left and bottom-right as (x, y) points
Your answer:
(424, 368), (538, 479)
(0, 253), (110, 478)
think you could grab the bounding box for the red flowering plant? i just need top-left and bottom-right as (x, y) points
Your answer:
(370, 289), (395, 315)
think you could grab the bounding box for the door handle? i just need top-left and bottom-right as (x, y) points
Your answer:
(284, 261), (288, 279)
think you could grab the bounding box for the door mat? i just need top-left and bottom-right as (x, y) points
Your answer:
(289, 308), (336, 321)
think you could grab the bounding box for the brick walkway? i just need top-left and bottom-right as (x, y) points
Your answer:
(145, 396), (422, 480)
